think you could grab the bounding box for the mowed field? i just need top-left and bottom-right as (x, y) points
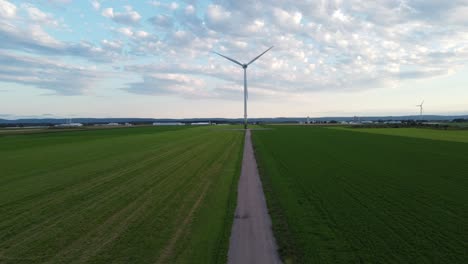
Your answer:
(252, 126), (468, 263)
(0, 126), (244, 263)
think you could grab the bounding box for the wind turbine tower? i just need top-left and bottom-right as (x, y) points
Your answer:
(213, 46), (273, 129)
(416, 100), (424, 120)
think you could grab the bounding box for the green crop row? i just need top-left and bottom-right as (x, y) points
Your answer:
(0, 126), (244, 263)
(252, 126), (468, 263)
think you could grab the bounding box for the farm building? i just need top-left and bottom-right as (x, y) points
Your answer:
(191, 122), (211, 125)
(55, 123), (83, 127)
(153, 122), (184, 126)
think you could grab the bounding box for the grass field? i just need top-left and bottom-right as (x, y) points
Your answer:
(0, 126), (244, 263)
(252, 126), (468, 263)
(332, 127), (468, 143)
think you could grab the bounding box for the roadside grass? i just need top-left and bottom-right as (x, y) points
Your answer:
(330, 127), (468, 143)
(0, 126), (244, 263)
(252, 126), (468, 263)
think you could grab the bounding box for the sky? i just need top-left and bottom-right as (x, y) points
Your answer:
(0, 0), (467, 119)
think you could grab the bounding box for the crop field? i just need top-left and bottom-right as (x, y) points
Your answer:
(252, 126), (468, 263)
(0, 126), (244, 263)
(333, 127), (468, 143)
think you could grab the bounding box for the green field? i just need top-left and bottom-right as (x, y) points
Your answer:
(333, 127), (468, 143)
(0, 126), (244, 263)
(252, 126), (468, 263)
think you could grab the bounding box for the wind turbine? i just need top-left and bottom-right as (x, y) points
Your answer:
(416, 100), (424, 120)
(213, 46), (273, 129)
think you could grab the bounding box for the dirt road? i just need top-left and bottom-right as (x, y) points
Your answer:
(227, 129), (282, 264)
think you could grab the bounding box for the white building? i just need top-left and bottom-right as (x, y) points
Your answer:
(153, 122), (184, 126)
(191, 122), (211, 125)
(55, 123), (83, 127)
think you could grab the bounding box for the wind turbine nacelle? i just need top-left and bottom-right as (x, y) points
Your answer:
(242, 64), (248, 69)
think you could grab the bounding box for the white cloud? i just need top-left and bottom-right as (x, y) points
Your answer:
(0, 0), (16, 18)
(2, 0), (468, 105)
(0, 51), (109, 95)
(206, 4), (231, 24)
(90, 0), (100, 11)
(116, 27), (133, 37)
(185, 5), (195, 15)
(23, 4), (59, 27)
(101, 39), (122, 51)
(101, 7), (113, 18)
(169, 2), (179, 10)
(332, 9), (351, 23)
(148, 14), (173, 28)
(125, 73), (209, 98)
(135, 30), (149, 39)
(149, 1), (179, 11)
(48, 0), (72, 4)
(101, 6), (141, 25)
(0, 15), (119, 62)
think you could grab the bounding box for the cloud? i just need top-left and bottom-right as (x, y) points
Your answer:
(1, 0), (468, 100)
(0, 51), (110, 95)
(90, 0), (100, 11)
(148, 1), (179, 11)
(0, 1), (118, 62)
(0, 22), (119, 62)
(206, 4), (231, 23)
(148, 14), (173, 28)
(124, 73), (209, 98)
(272, 8), (303, 30)
(47, 0), (72, 4)
(0, 0), (16, 18)
(101, 6), (141, 25)
(23, 4), (59, 27)
(101, 39), (123, 52)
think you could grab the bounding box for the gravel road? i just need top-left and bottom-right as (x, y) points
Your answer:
(227, 129), (282, 264)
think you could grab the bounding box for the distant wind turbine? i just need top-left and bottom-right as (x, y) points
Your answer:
(416, 100), (424, 120)
(213, 46), (273, 129)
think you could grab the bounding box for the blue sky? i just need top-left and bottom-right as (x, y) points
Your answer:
(0, 0), (467, 119)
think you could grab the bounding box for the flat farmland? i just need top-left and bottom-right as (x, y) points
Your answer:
(252, 126), (468, 263)
(0, 126), (244, 263)
(333, 127), (468, 143)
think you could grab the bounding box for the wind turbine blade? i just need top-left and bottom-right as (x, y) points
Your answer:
(212, 51), (243, 67)
(421, 100), (424, 105)
(247, 46), (273, 66)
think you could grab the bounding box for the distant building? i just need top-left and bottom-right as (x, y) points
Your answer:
(106, 123), (120, 126)
(55, 123), (83, 127)
(190, 122), (211, 125)
(153, 122), (184, 126)
(124, 123), (133, 126)
(361, 121), (373, 124)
